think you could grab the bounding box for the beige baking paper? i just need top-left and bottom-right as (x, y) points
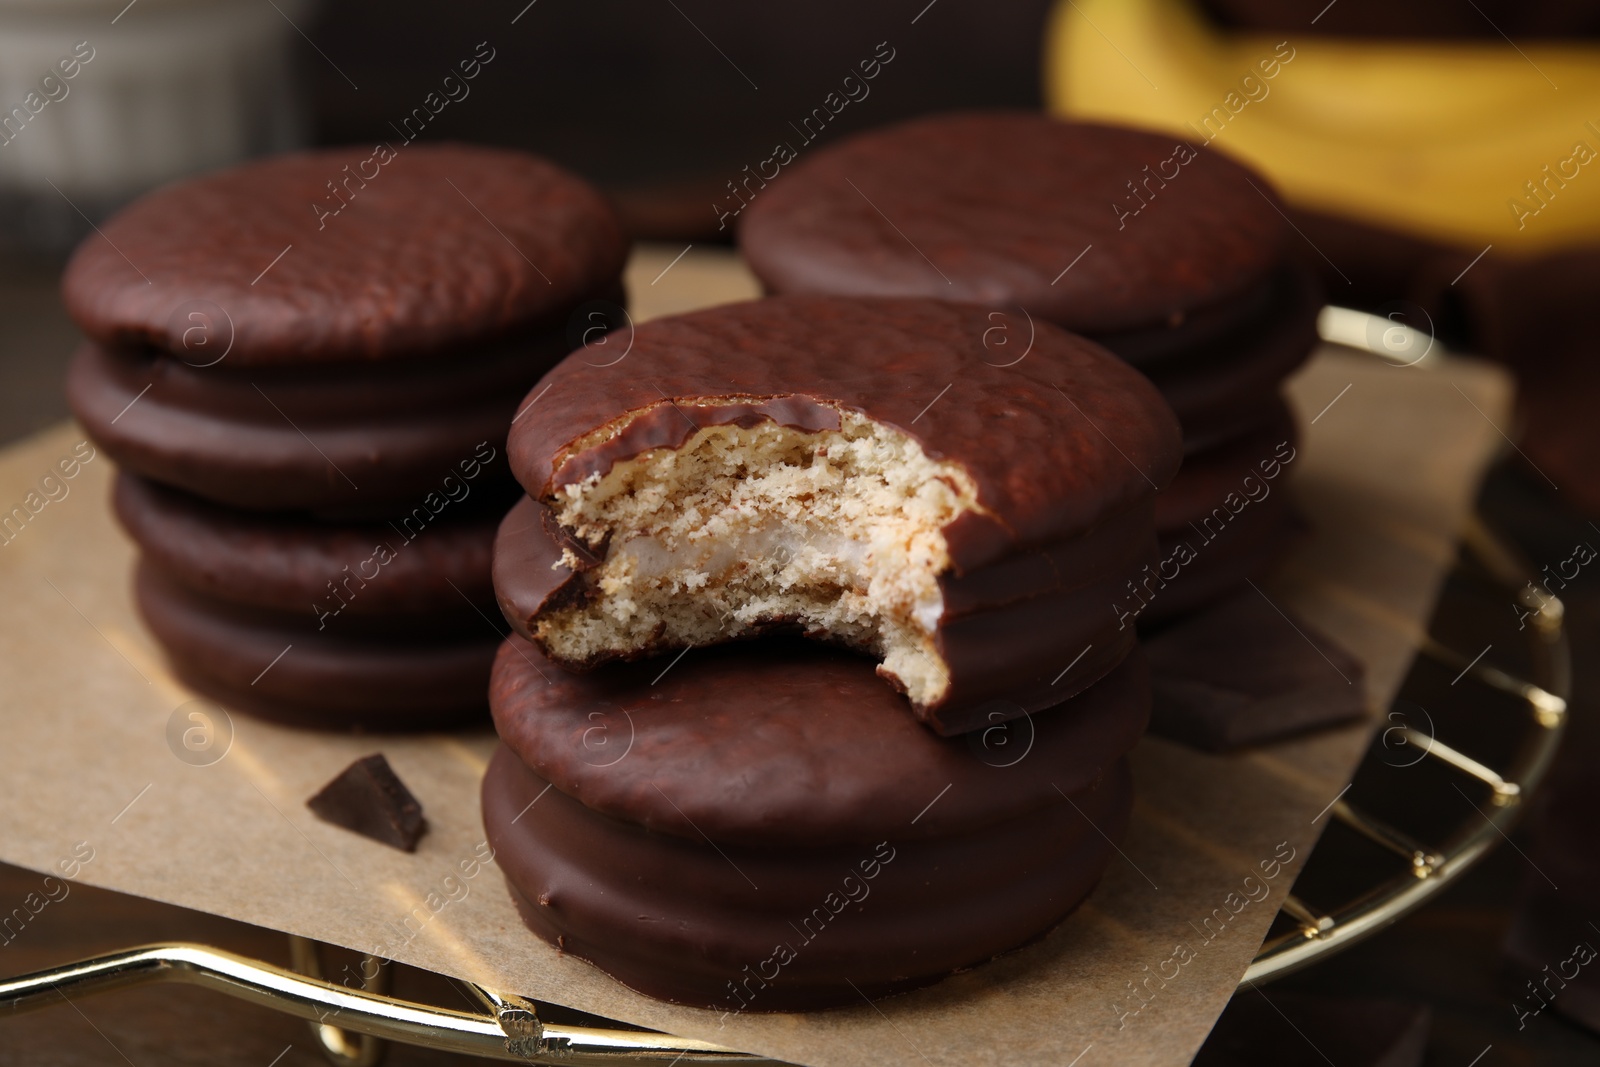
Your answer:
(0, 246), (1511, 1067)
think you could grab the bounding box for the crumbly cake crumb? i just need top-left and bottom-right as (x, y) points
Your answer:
(539, 404), (984, 706)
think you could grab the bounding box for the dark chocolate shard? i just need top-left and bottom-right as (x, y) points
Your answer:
(1144, 589), (1367, 752)
(307, 754), (428, 852)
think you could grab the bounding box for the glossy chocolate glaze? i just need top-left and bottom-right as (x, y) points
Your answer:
(735, 113), (1322, 458)
(135, 562), (497, 729)
(1129, 403), (1303, 623)
(68, 338), (544, 517)
(1143, 494), (1305, 626)
(1092, 266), (1282, 369)
(1155, 398), (1298, 532)
(62, 144), (627, 365)
(738, 112), (1288, 336)
(484, 745), (1132, 1011)
(1136, 268), (1319, 448)
(115, 473), (499, 619)
(492, 493), (1153, 734)
(487, 626), (1147, 844)
(1096, 265), (1314, 370)
(508, 296), (1182, 574)
(553, 396), (843, 489)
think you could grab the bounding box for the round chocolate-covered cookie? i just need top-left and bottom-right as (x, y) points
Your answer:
(490, 632), (1149, 846)
(736, 113), (1319, 619)
(63, 144), (626, 515)
(1153, 400), (1299, 533)
(736, 111), (1321, 448)
(483, 634), (1146, 1009)
(135, 563), (497, 730)
(738, 112), (1288, 336)
(68, 336), (552, 516)
(65, 144), (625, 731)
(114, 472), (500, 626)
(63, 144), (626, 365)
(1127, 266), (1319, 450)
(493, 493), (1147, 738)
(1135, 406), (1304, 625)
(488, 749), (1129, 1011)
(502, 296), (1181, 734)
(1147, 494), (1304, 624)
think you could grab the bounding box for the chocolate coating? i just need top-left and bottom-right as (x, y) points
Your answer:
(1155, 398), (1298, 531)
(493, 492), (1150, 735)
(136, 563), (496, 730)
(738, 113), (1288, 336)
(62, 144), (627, 365)
(484, 745), (1130, 1011)
(1092, 265), (1288, 370)
(1145, 494), (1304, 625)
(736, 113), (1323, 460)
(489, 629), (1148, 845)
(508, 296), (1182, 573)
(69, 338), (542, 516)
(1129, 267), (1319, 449)
(114, 473), (498, 622)
(1128, 398), (1303, 624)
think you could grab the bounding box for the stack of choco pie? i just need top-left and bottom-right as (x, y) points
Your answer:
(64, 145), (627, 729)
(482, 296), (1182, 1009)
(738, 111), (1323, 624)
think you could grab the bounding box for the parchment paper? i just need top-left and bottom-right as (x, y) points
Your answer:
(0, 246), (1512, 1066)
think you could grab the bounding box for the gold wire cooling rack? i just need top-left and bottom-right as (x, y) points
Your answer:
(0, 309), (1571, 1065)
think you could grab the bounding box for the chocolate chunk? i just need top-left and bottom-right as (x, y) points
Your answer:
(1144, 590), (1367, 751)
(307, 754), (428, 851)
